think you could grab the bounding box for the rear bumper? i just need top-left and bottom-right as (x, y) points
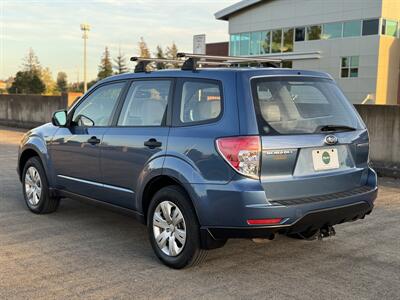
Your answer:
(193, 167), (378, 241)
(204, 201), (374, 239)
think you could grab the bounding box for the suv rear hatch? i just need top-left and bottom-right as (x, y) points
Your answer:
(251, 75), (370, 203)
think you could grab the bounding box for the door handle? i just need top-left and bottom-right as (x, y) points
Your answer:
(144, 138), (162, 149)
(87, 136), (101, 145)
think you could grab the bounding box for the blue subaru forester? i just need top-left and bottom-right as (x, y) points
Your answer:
(18, 54), (377, 268)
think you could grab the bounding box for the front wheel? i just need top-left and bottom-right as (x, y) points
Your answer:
(22, 157), (60, 214)
(147, 186), (207, 269)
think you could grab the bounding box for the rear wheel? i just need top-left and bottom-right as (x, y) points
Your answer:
(147, 185), (207, 269)
(22, 157), (60, 214)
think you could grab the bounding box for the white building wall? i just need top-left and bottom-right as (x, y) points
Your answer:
(227, 0), (383, 103)
(293, 36), (379, 104)
(228, 0), (382, 34)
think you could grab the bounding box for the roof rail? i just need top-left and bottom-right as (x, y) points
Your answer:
(130, 56), (231, 72)
(130, 57), (182, 73)
(177, 53), (281, 70)
(130, 53), (282, 72)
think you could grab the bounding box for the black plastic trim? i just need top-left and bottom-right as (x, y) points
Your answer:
(206, 201), (373, 239)
(270, 185), (375, 206)
(57, 189), (145, 224)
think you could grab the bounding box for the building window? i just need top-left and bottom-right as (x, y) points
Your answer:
(306, 25), (322, 40)
(261, 31), (271, 54)
(239, 33), (250, 55)
(322, 22), (342, 39)
(295, 27), (305, 41)
(271, 29), (282, 53)
(343, 20), (361, 37)
(382, 19), (398, 37)
(341, 56), (359, 78)
(229, 34), (240, 56)
(250, 31), (261, 55)
(282, 28), (294, 52)
(231, 18), (385, 58)
(362, 19), (379, 36)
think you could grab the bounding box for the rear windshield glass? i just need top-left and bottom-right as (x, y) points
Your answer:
(251, 76), (363, 135)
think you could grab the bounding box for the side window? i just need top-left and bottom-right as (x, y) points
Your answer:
(118, 80), (171, 126)
(73, 82), (124, 126)
(179, 80), (222, 124)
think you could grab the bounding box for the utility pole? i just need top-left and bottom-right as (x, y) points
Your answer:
(80, 23), (90, 93)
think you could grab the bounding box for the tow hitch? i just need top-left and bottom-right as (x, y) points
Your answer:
(317, 226), (336, 240)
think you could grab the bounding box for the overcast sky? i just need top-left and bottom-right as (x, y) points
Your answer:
(0, 0), (235, 82)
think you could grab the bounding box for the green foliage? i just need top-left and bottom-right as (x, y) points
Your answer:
(8, 71), (45, 94)
(165, 42), (179, 68)
(41, 67), (57, 95)
(154, 45), (166, 69)
(97, 46), (113, 80)
(8, 48), (45, 94)
(69, 79), (97, 93)
(56, 72), (68, 93)
(114, 49), (129, 74)
(138, 37), (150, 58)
(23, 48), (41, 75)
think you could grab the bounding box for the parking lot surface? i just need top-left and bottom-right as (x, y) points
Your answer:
(1, 126), (400, 299)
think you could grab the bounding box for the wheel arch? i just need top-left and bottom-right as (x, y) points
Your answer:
(19, 147), (42, 180)
(140, 175), (200, 226)
(18, 141), (55, 186)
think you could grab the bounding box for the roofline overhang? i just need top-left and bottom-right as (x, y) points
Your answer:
(215, 0), (263, 21)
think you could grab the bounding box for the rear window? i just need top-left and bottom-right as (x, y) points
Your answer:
(251, 76), (363, 135)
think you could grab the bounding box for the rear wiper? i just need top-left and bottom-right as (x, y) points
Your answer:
(316, 125), (357, 133)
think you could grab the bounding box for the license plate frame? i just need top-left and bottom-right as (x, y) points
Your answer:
(312, 148), (339, 171)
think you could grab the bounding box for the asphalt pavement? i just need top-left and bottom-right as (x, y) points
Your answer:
(1, 126), (399, 299)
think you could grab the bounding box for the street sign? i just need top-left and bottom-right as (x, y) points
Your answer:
(193, 34), (206, 54)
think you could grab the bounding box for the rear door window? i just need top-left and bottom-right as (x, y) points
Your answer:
(117, 80), (171, 126)
(251, 76), (363, 135)
(176, 79), (222, 125)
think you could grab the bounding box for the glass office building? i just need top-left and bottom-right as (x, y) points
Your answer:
(216, 0), (400, 104)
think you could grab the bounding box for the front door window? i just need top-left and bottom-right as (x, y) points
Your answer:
(73, 82), (125, 127)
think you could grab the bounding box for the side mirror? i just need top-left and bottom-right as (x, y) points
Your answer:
(52, 110), (67, 127)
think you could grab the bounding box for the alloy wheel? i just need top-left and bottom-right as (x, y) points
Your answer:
(24, 166), (42, 206)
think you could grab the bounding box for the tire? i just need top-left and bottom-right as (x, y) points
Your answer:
(22, 156), (60, 214)
(147, 185), (207, 269)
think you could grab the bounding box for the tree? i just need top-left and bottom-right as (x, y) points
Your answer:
(23, 48), (41, 75)
(41, 67), (57, 95)
(113, 49), (128, 74)
(97, 46), (113, 80)
(8, 48), (45, 94)
(56, 72), (68, 93)
(165, 42), (179, 68)
(69, 79), (96, 93)
(8, 71), (45, 94)
(154, 45), (166, 69)
(138, 37), (150, 58)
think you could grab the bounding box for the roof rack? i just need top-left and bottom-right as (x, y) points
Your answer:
(177, 53), (281, 70)
(131, 57), (180, 73)
(130, 53), (282, 72)
(130, 56), (231, 73)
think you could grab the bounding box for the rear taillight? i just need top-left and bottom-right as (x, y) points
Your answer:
(216, 136), (261, 179)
